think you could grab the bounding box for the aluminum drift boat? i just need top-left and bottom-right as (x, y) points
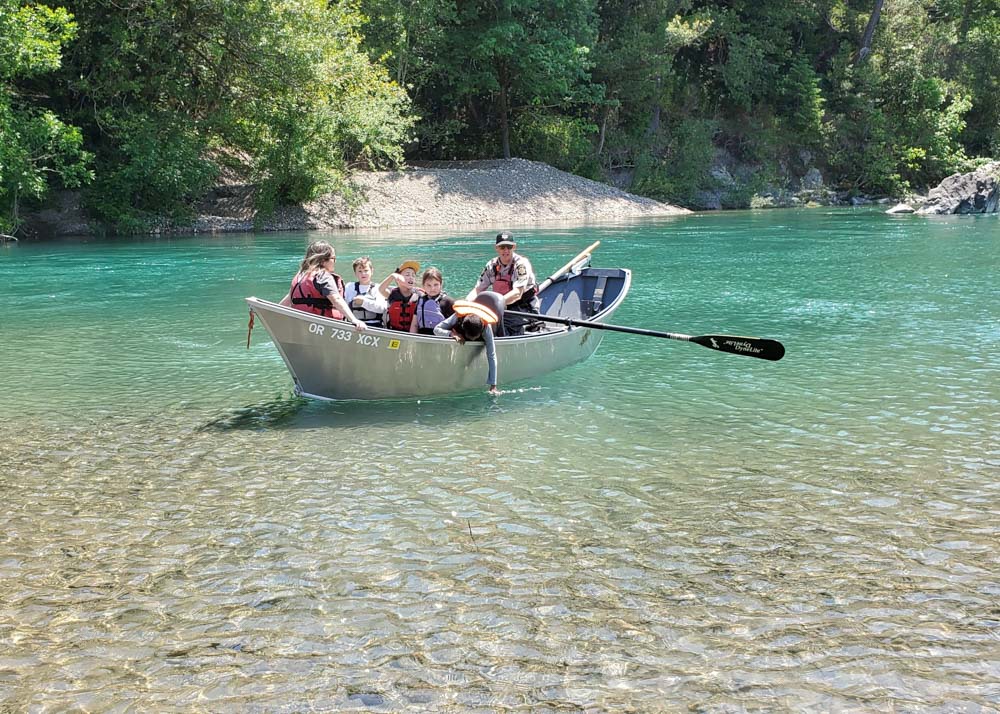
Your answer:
(246, 266), (631, 400)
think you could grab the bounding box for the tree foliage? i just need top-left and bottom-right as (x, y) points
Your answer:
(3, 0), (999, 231)
(51, 0), (414, 230)
(0, 0), (92, 234)
(363, 0), (600, 160)
(357, 0), (999, 200)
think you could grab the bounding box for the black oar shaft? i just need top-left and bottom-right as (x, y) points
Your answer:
(509, 310), (679, 339)
(507, 310), (785, 361)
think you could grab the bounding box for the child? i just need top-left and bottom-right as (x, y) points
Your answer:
(377, 260), (420, 331)
(343, 256), (385, 327)
(410, 267), (455, 334)
(433, 291), (503, 394)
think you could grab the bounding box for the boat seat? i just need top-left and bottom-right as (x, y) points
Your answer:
(582, 275), (608, 317)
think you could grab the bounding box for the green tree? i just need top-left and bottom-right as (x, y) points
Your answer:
(54, 0), (413, 230)
(938, 0), (1000, 155)
(822, 0), (986, 192)
(0, 1), (91, 234)
(358, 0), (1000, 200)
(359, 0), (455, 89)
(590, 1), (712, 179)
(422, 0), (601, 160)
(357, 0), (463, 152)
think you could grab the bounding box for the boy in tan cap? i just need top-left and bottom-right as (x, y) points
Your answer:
(377, 260), (421, 331)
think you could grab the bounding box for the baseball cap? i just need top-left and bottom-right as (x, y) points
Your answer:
(495, 232), (516, 246)
(397, 260), (420, 274)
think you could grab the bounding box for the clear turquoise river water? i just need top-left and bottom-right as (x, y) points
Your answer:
(1, 210), (998, 711)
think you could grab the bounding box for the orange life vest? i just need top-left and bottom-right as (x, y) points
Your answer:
(385, 288), (417, 330)
(452, 300), (498, 325)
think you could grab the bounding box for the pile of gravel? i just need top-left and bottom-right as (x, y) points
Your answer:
(199, 158), (688, 233)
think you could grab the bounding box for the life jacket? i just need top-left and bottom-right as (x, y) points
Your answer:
(452, 299), (498, 325)
(415, 293), (450, 334)
(490, 255), (537, 308)
(290, 270), (345, 320)
(345, 281), (382, 325)
(384, 288), (417, 331)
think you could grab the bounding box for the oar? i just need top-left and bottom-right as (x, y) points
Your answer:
(507, 310), (785, 361)
(537, 241), (600, 294)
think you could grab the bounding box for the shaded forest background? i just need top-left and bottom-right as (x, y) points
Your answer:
(2, 0), (998, 233)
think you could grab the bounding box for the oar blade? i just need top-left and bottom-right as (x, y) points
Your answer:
(690, 334), (786, 361)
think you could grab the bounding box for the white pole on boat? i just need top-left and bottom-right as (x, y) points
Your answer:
(537, 240), (600, 294)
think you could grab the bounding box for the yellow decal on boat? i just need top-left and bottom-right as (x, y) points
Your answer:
(388, 339), (401, 350)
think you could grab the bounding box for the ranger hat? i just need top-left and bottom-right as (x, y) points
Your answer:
(495, 232), (516, 246)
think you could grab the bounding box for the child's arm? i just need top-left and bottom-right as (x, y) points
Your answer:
(359, 289), (386, 315)
(483, 325), (498, 392)
(434, 314), (459, 340)
(377, 273), (400, 298)
(330, 293), (366, 330)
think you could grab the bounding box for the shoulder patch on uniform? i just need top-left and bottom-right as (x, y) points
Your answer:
(516, 264), (527, 276)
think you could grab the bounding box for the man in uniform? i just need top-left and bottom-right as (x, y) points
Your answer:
(467, 232), (540, 336)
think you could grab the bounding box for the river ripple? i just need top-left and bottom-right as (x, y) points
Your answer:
(1, 214), (998, 710)
(2, 397), (998, 711)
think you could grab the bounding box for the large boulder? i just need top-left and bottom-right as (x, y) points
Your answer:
(917, 161), (1000, 214)
(800, 167), (824, 190)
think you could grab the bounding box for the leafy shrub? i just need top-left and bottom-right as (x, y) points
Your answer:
(824, 104), (906, 195)
(512, 113), (600, 178)
(231, 1), (414, 214)
(84, 112), (217, 232)
(59, 0), (413, 230)
(961, 21), (1000, 156)
(1, 97), (92, 232)
(631, 118), (717, 206)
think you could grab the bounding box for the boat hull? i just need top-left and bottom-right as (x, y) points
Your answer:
(247, 268), (631, 400)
